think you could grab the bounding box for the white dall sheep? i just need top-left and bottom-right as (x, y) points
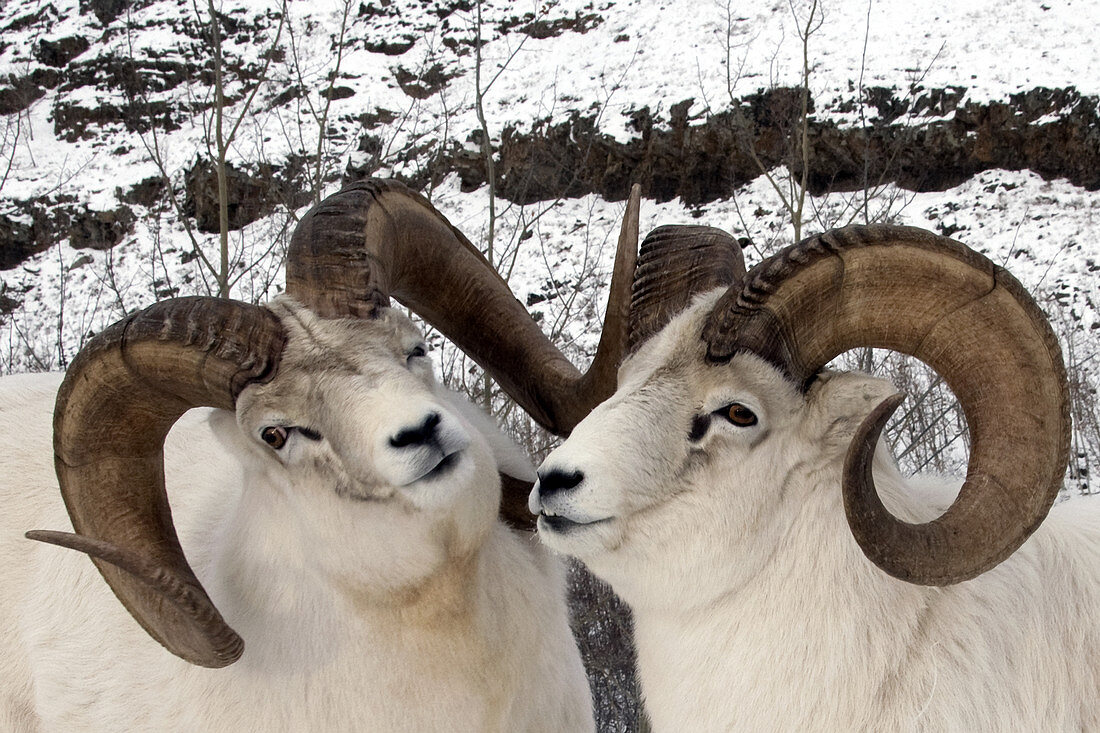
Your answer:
(1, 180), (642, 732)
(531, 224), (1096, 731)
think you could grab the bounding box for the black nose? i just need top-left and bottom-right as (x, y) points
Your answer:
(536, 468), (584, 498)
(390, 412), (441, 448)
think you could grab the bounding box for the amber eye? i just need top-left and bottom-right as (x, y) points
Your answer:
(725, 404), (758, 427)
(260, 426), (288, 449)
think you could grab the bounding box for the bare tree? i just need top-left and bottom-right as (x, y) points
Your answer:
(199, 0), (286, 297)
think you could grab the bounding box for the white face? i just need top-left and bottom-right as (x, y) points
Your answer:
(530, 297), (896, 607)
(233, 300), (500, 592)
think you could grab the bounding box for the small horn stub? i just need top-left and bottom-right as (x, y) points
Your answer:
(629, 225), (746, 352)
(30, 297), (286, 667)
(702, 224), (1070, 585)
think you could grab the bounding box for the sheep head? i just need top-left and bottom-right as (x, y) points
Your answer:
(27, 179), (642, 668)
(532, 224), (1070, 596)
(233, 300), (503, 588)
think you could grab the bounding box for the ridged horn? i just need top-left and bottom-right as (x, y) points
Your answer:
(629, 225), (747, 352)
(27, 297), (286, 667)
(285, 179), (639, 436)
(701, 224), (1070, 585)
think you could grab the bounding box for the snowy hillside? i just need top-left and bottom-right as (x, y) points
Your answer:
(3, 0), (1097, 490)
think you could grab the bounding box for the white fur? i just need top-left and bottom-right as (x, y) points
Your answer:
(0, 300), (593, 733)
(532, 291), (1100, 731)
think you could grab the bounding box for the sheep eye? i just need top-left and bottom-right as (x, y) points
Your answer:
(260, 426), (288, 449)
(724, 404), (758, 427)
(407, 344), (428, 362)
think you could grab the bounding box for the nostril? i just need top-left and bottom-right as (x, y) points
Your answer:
(536, 468), (584, 498)
(389, 411), (442, 448)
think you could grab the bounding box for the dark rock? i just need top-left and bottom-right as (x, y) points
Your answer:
(60, 54), (195, 97)
(0, 211), (45, 270)
(358, 108), (397, 127)
(862, 85), (908, 123)
(392, 64), (455, 99)
(432, 0), (472, 18)
(498, 11), (603, 39)
(319, 85), (356, 101)
(459, 85), (1100, 205)
(363, 36), (416, 55)
(490, 89), (799, 206)
(4, 7), (54, 33)
(79, 0), (133, 26)
(357, 1), (394, 19)
(68, 206), (135, 250)
(0, 200), (140, 268)
(35, 36), (91, 67)
(358, 133), (383, 155)
(183, 159), (310, 233)
(118, 176), (168, 208)
(795, 88), (1100, 193)
(52, 98), (181, 141)
(0, 75), (45, 115)
(0, 290), (20, 316)
(30, 67), (62, 90)
(269, 85), (303, 107)
(911, 86), (967, 117)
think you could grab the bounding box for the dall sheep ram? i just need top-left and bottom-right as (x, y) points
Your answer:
(531, 224), (1098, 730)
(1, 180), (642, 732)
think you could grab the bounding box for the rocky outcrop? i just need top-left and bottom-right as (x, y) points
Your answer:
(802, 86), (1100, 194)
(0, 208), (48, 270)
(497, 10), (603, 39)
(0, 74), (47, 115)
(183, 158), (312, 233)
(78, 0), (153, 27)
(34, 36), (91, 68)
(392, 63), (456, 99)
(433, 85), (1100, 206)
(0, 200), (139, 266)
(68, 206), (136, 250)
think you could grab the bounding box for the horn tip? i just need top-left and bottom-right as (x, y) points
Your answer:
(25, 529), (76, 547)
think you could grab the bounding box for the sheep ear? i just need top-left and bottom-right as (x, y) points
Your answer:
(804, 371), (901, 454)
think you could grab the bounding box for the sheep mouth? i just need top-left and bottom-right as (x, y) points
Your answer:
(537, 513), (612, 533)
(418, 450), (463, 482)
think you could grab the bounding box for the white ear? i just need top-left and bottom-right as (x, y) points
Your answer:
(804, 371), (902, 455)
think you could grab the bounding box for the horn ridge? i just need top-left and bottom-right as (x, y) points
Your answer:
(629, 224), (746, 352)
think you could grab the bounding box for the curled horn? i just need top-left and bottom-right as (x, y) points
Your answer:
(27, 298), (286, 667)
(702, 224), (1070, 585)
(285, 179), (639, 435)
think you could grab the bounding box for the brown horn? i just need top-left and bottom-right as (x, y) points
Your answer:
(629, 224), (747, 352)
(701, 224), (1070, 585)
(285, 179), (639, 436)
(27, 297), (286, 667)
